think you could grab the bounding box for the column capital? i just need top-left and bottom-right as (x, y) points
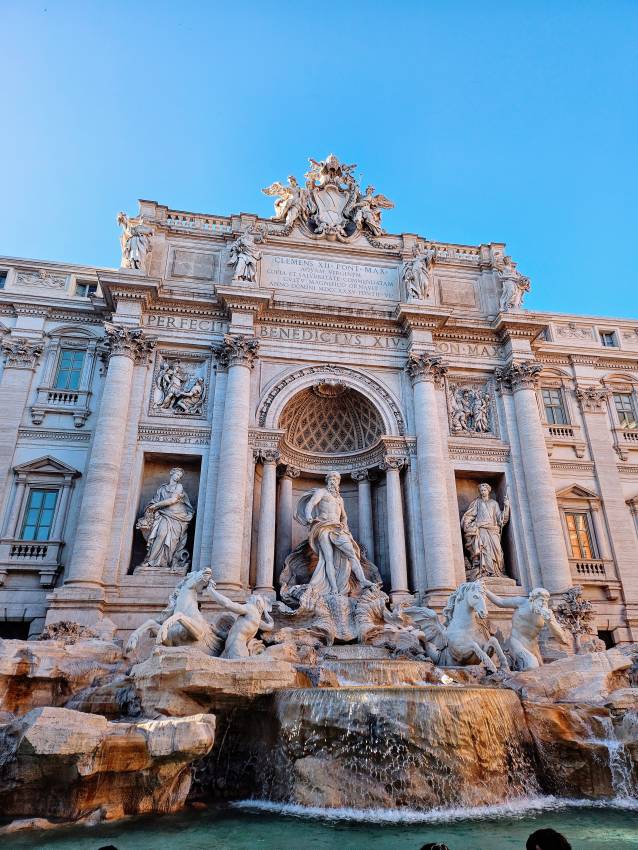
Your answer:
(405, 351), (448, 386)
(380, 455), (407, 471)
(495, 359), (542, 392)
(259, 448), (281, 464)
(351, 468), (371, 482)
(575, 383), (611, 414)
(216, 334), (259, 369)
(101, 322), (156, 364)
(1, 338), (43, 369)
(278, 465), (301, 480)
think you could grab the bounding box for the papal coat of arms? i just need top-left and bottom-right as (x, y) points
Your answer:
(263, 154), (394, 241)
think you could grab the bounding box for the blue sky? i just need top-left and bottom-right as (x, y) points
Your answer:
(1, 1), (637, 318)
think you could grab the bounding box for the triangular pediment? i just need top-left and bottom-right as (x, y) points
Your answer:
(556, 483), (599, 501)
(13, 455), (80, 476)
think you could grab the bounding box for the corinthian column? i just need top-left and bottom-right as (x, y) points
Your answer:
(0, 339), (43, 492)
(351, 469), (375, 561)
(210, 335), (259, 591)
(380, 456), (410, 602)
(576, 384), (638, 610)
(64, 324), (156, 588)
(254, 449), (279, 597)
(497, 360), (571, 593)
(275, 465), (300, 576)
(405, 352), (457, 600)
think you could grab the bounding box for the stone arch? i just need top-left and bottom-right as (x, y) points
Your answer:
(257, 364), (405, 436)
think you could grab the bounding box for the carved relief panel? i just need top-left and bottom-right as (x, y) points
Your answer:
(149, 350), (211, 419)
(446, 377), (496, 437)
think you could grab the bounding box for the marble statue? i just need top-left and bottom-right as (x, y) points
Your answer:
(447, 384), (491, 434)
(499, 257), (530, 311)
(117, 212), (153, 271)
(461, 483), (510, 579)
(351, 185), (395, 237)
(206, 582), (274, 659)
(153, 357), (206, 416)
(126, 567), (227, 655)
(401, 247), (433, 300)
(262, 176), (310, 227)
(354, 586), (424, 655)
(295, 472), (375, 601)
(484, 586), (569, 670)
(136, 468), (194, 572)
(404, 581), (510, 673)
(227, 230), (261, 283)
(263, 154), (394, 241)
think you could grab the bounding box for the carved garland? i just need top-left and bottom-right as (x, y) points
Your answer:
(257, 364), (406, 436)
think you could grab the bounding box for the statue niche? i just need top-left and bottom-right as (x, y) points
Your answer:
(131, 460), (199, 575)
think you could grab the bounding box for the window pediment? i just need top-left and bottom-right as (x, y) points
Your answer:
(13, 456), (80, 477)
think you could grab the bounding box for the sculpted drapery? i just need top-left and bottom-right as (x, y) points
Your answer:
(461, 483), (510, 579)
(137, 467), (194, 571)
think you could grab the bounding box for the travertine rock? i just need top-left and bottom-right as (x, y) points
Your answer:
(266, 686), (539, 809)
(505, 648), (632, 704)
(131, 646), (304, 715)
(0, 706), (215, 822)
(522, 701), (634, 798)
(0, 638), (125, 716)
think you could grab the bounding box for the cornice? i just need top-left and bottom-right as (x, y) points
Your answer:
(137, 424), (210, 445)
(215, 285), (272, 315)
(18, 427), (92, 443)
(492, 313), (548, 343)
(97, 270), (160, 312)
(550, 460), (596, 474)
(395, 303), (452, 331)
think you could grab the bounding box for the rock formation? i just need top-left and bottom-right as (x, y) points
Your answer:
(0, 706), (215, 823)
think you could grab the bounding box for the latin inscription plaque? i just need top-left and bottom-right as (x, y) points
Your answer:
(261, 254), (400, 300)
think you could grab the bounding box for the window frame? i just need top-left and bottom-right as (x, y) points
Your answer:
(612, 391), (638, 430)
(20, 488), (60, 541)
(564, 510), (598, 560)
(599, 330), (619, 348)
(541, 386), (569, 425)
(53, 348), (86, 391)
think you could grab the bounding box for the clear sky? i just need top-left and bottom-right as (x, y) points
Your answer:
(1, 1), (637, 318)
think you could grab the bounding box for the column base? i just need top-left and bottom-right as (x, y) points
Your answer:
(390, 590), (414, 605)
(45, 584), (116, 639)
(420, 588), (456, 609)
(253, 586), (277, 601)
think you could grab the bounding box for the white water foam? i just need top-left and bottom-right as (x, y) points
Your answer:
(233, 796), (638, 824)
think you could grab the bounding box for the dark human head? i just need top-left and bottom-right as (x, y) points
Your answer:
(419, 844), (451, 850)
(97, 845), (120, 850)
(526, 828), (572, 850)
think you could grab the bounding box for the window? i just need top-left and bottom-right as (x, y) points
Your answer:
(0, 622), (31, 640)
(565, 511), (597, 559)
(542, 388), (568, 424)
(597, 630), (615, 649)
(20, 489), (58, 541)
(613, 392), (637, 429)
(600, 331), (618, 348)
(54, 349), (85, 390)
(75, 282), (98, 298)
(0, 272), (6, 289)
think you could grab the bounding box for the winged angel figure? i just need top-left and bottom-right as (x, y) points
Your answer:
(350, 185), (394, 236)
(262, 176), (312, 228)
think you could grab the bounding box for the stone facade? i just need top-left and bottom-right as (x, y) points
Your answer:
(0, 155), (637, 643)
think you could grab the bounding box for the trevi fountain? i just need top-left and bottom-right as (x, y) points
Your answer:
(0, 155), (637, 847)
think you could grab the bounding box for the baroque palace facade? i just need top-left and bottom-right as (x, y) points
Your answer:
(0, 155), (637, 644)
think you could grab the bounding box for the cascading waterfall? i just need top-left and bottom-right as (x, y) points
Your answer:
(597, 711), (638, 799)
(267, 686), (540, 810)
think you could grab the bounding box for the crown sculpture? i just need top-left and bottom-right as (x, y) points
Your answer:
(262, 154), (394, 242)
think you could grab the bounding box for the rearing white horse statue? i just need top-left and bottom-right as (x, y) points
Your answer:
(125, 567), (229, 656)
(404, 581), (510, 673)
